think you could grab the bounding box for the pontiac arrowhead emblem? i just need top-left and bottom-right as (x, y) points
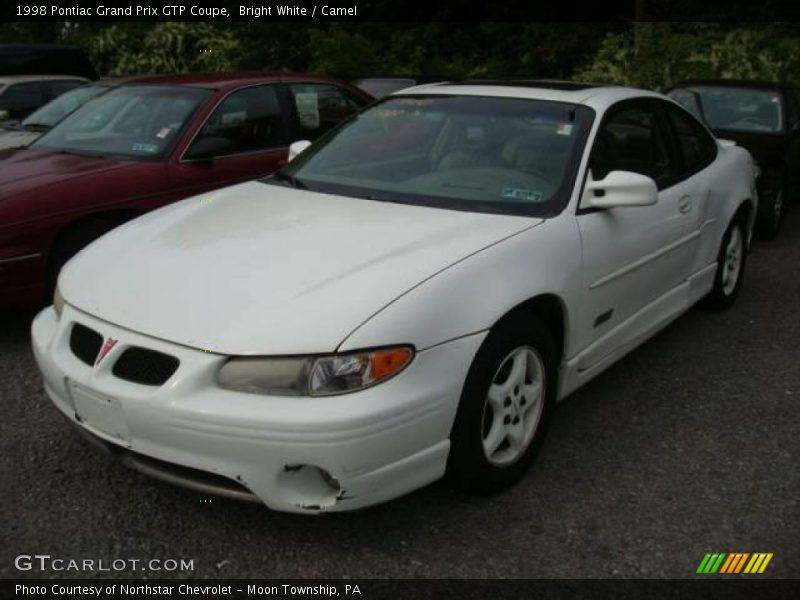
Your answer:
(95, 338), (118, 366)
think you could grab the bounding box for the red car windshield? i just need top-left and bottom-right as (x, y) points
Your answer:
(31, 85), (212, 160)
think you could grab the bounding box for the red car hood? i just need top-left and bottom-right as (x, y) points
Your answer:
(0, 148), (140, 200)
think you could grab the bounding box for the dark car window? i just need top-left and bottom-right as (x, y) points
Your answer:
(0, 82), (45, 118)
(288, 84), (365, 140)
(188, 85), (287, 157)
(45, 79), (83, 100)
(590, 100), (675, 188)
(664, 102), (717, 175)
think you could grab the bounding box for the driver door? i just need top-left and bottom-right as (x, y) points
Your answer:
(167, 84), (292, 197)
(574, 99), (699, 369)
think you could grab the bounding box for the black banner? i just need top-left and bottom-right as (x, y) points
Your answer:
(2, 0), (800, 22)
(4, 579), (800, 600)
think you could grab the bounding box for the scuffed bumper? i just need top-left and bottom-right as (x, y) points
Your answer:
(31, 305), (484, 513)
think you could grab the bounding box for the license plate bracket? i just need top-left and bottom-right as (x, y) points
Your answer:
(68, 380), (130, 442)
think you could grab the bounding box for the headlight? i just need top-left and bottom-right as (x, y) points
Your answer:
(217, 346), (414, 397)
(53, 285), (64, 319)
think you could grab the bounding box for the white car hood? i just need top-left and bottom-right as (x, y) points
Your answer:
(0, 129), (38, 150)
(62, 181), (541, 355)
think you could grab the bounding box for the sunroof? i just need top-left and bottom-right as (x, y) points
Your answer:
(451, 80), (605, 91)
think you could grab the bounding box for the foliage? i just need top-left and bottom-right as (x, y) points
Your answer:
(0, 20), (797, 91)
(574, 23), (800, 90)
(78, 22), (242, 76)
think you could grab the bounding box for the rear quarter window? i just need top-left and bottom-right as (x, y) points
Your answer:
(664, 102), (718, 175)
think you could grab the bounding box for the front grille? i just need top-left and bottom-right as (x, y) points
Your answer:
(69, 323), (103, 366)
(112, 347), (179, 386)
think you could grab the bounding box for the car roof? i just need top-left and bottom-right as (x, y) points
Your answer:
(670, 79), (786, 91)
(124, 72), (353, 91)
(393, 79), (663, 110)
(0, 74), (88, 85)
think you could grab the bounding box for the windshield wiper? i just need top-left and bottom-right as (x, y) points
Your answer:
(272, 171), (308, 190)
(21, 122), (51, 132)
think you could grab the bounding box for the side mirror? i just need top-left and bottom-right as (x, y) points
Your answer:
(0, 110), (9, 121)
(585, 170), (658, 209)
(288, 140), (312, 162)
(184, 136), (235, 161)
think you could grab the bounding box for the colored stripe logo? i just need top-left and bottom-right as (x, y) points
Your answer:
(697, 553), (773, 574)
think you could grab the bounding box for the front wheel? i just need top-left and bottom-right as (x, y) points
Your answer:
(447, 313), (556, 494)
(703, 216), (747, 310)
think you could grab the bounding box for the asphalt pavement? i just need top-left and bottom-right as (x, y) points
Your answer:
(2, 210), (798, 579)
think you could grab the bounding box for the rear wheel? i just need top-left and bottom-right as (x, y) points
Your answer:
(756, 181), (786, 240)
(703, 216), (747, 310)
(447, 313), (556, 493)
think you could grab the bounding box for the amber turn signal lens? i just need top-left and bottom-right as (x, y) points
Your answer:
(369, 348), (413, 381)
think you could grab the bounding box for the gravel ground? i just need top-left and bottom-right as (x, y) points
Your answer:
(2, 210), (798, 580)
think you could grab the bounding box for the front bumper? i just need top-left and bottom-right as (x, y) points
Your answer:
(31, 305), (484, 513)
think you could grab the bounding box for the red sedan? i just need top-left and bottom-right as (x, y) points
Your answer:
(0, 72), (371, 310)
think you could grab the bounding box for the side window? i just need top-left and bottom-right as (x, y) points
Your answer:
(0, 82), (45, 117)
(288, 84), (364, 140)
(665, 103), (717, 175)
(189, 85), (287, 157)
(590, 101), (675, 188)
(46, 79), (83, 100)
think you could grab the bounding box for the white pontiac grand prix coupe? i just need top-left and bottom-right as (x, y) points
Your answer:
(32, 81), (756, 513)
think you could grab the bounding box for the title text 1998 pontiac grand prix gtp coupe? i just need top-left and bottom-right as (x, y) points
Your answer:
(32, 81), (757, 513)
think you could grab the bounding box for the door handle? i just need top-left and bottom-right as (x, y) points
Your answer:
(678, 195), (692, 213)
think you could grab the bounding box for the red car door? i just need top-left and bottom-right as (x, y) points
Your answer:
(166, 83), (292, 197)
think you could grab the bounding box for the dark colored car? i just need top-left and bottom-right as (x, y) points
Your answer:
(355, 76), (451, 98)
(667, 79), (800, 238)
(0, 72), (371, 310)
(0, 44), (98, 80)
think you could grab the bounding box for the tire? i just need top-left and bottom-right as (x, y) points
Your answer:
(46, 219), (118, 299)
(447, 312), (557, 494)
(755, 180), (786, 240)
(702, 216), (748, 310)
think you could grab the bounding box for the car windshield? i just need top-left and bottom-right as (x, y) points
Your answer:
(669, 86), (784, 133)
(31, 85), (212, 160)
(21, 83), (110, 130)
(276, 95), (594, 216)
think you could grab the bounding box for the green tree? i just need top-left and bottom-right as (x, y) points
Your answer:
(574, 23), (800, 90)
